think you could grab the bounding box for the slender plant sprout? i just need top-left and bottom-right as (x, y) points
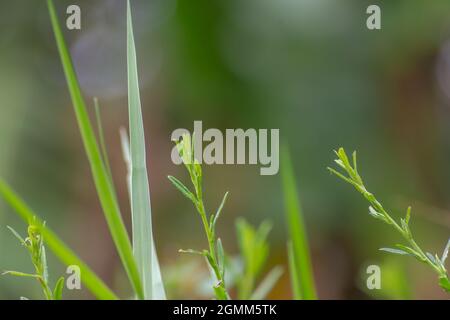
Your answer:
(0, 180), (118, 299)
(328, 148), (450, 293)
(3, 223), (65, 300)
(281, 146), (317, 300)
(168, 134), (230, 300)
(235, 218), (283, 300)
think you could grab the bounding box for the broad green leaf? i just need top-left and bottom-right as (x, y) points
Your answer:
(281, 146), (317, 300)
(0, 179), (118, 299)
(53, 277), (65, 300)
(47, 0), (143, 299)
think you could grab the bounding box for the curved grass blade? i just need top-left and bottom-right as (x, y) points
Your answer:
(0, 179), (118, 300)
(47, 0), (143, 299)
(281, 146), (317, 300)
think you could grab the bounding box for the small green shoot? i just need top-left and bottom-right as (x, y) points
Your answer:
(168, 134), (230, 300)
(0, 179), (118, 299)
(328, 147), (450, 293)
(3, 222), (64, 300)
(236, 218), (282, 300)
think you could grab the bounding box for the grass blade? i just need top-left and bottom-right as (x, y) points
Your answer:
(121, 128), (166, 300)
(281, 146), (317, 300)
(127, 0), (166, 300)
(126, 1), (154, 299)
(47, 0), (143, 299)
(0, 179), (118, 300)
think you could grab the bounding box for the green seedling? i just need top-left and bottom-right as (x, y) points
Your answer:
(168, 134), (230, 300)
(329, 147), (450, 293)
(3, 221), (64, 300)
(235, 218), (283, 300)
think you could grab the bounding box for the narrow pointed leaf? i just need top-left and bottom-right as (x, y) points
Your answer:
(53, 277), (65, 300)
(2, 271), (40, 278)
(212, 192), (229, 230)
(441, 238), (450, 263)
(126, 1), (165, 299)
(281, 146), (317, 300)
(168, 176), (196, 203)
(47, 0), (143, 299)
(7, 226), (26, 245)
(380, 247), (411, 256)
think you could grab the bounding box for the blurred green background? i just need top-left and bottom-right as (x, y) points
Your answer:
(1, 0), (450, 299)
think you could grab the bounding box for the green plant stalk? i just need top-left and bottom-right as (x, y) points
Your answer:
(0, 179), (118, 299)
(193, 183), (229, 300)
(28, 225), (53, 299)
(168, 135), (230, 300)
(4, 225), (54, 299)
(281, 146), (317, 300)
(47, 0), (143, 299)
(329, 147), (450, 292)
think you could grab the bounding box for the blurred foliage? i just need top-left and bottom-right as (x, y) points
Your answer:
(1, 0), (450, 299)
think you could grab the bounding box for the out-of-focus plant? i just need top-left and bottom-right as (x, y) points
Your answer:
(281, 146), (317, 300)
(2, 221), (64, 300)
(329, 148), (450, 293)
(235, 218), (283, 300)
